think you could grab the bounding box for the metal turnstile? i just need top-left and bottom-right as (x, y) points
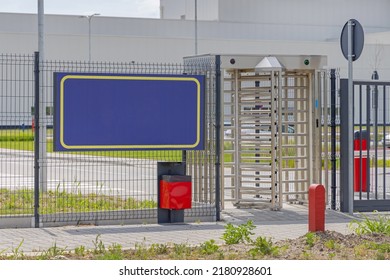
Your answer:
(222, 55), (327, 209)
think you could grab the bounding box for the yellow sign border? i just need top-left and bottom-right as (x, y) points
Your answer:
(59, 75), (202, 150)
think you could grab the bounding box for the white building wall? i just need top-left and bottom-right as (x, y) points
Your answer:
(1, 11), (390, 127)
(160, 0), (186, 19)
(161, 0), (390, 40)
(0, 12), (389, 79)
(218, 0), (390, 27)
(161, 0), (219, 20)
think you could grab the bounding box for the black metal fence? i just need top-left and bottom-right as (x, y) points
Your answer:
(321, 69), (341, 210)
(340, 79), (390, 212)
(0, 53), (220, 227)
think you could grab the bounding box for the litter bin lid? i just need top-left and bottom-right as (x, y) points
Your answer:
(354, 130), (369, 140)
(161, 175), (191, 182)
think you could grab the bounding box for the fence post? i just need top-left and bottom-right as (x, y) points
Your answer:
(215, 55), (221, 221)
(340, 78), (351, 213)
(34, 52), (40, 228)
(372, 71), (379, 199)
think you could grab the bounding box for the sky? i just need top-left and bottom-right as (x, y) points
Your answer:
(0, 0), (160, 18)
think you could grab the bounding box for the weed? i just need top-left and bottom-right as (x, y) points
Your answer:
(328, 252), (336, 259)
(324, 239), (340, 250)
(134, 239), (149, 259)
(366, 242), (390, 253)
(217, 251), (225, 260)
(375, 251), (386, 260)
(279, 244), (289, 251)
(149, 243), (168, 255)
(39, 243), (67, 259)
(304, 232), (318, 248)
(198, 239), (220, 255)
(349, 211), (390, 236)
(99, 243), (123, 260)
(354, 244), (368, 259)
(221, 220), (256, 245)
(171, 243), (191, 259)
(11, 239), (25, 260)
(0, 248), (8, 257)
(249, 236), (279, 258)
(301, 250), (312, 260)
(74, 245), (87, 257)
(92, 234), (105, 254)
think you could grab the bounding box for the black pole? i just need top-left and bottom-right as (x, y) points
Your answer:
(330, 69), (337, 210)
(339, 79), (349, 212)
(215, 55), (221, 221)
(182, 150), (187, 169)
(34, 52), (40, 228)
(372, 70), (379, 199)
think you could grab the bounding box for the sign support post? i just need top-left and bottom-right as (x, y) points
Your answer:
(340, 19), (364, 214)
(347, 20), (354, 215)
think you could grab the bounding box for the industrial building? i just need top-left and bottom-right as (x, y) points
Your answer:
(0, 0), (389, 79)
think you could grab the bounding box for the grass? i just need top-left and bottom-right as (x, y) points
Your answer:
(0, 130), (35, 142)
(224, 142), (299, 168)
(0, 188), (157, 215)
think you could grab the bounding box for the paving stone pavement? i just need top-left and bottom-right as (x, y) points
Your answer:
(0, 204), (356, 255)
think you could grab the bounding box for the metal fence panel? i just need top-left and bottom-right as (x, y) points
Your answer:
(340, 78), (390, 212)
(0, 53), (219, 227)
(0, 54), (35, 221)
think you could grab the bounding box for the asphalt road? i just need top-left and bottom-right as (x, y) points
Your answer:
(0, 148), (158, 201)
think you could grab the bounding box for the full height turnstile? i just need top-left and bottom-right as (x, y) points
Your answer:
(221, 55), (327, 209)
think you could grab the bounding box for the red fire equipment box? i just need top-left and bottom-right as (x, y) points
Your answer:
(160, 175), (192, 210)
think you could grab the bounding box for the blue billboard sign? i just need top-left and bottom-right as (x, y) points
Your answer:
(53, 73), (205, 151)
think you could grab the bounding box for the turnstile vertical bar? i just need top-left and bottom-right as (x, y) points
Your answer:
(233, 70), (241, 203)
(330, 69), (337, 210)
(271, 70), (276, 208)
(278, 70), (283, 208)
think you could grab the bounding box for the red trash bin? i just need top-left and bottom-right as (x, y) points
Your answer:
(353, 130), (368, 192)
(159, 175), (192, 210)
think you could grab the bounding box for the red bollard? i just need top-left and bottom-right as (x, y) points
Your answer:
(308, 184), (325, 232)
(353, 130), (367, 192)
